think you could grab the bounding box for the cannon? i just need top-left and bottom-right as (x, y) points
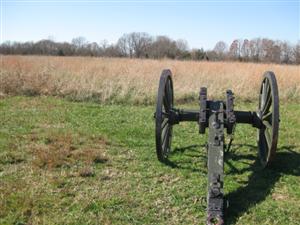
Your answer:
(154, 69), (279, 225)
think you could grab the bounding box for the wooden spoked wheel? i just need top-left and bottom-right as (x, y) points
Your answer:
(155, 70), (174, 162)
(257, 71), (279, 167)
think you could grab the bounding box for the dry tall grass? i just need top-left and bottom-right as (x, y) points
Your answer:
(1, 55), (299, 104)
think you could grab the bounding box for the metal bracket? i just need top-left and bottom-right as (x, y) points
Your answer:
(168, 109), (180, 125)
(207, 174), (225, 225)
(199, 87), (207, 134)
(226, 90), (236, 134)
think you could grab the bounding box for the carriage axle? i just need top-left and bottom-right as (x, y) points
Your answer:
(167, 107), (263, 129)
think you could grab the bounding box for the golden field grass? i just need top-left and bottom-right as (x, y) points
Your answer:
(1, 55), (299, 104)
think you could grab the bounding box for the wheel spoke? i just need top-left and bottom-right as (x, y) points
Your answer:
(261, 82), (267, 109)
(161, 125), (168, 144)
(162, 111), (169, 120)
(259, 130), (267, 161)
(162, 102), (167, 113)
(265, 80), (270, 100)
(261, 80), (271, 112)
(263, 120), (272, 129)
(164, 82), (171, 111)
(262, 90), (272, 114)
(162, 125), (170, 153)
(164, 127), (171, 154)
(261, 81), (268, 107)
(167, 80), (172, 108)
(264, 128), (272, 149)
(262, 111), (272, 123)
(167, 127), (172, 148)
(163, 94), (170, 111)
(161, 118), (169, 130)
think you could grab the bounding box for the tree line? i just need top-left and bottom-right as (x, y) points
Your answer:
(1, 32), (299, 64)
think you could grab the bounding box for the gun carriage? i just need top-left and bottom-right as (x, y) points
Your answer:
(154, 69), (279, 225)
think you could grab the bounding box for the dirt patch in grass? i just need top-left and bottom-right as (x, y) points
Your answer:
(272, 193), (289, 201)
(28, 132), (109, 170)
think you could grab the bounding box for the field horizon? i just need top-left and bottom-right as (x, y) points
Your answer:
(1, 55), (299, 105)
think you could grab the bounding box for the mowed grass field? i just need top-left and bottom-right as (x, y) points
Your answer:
(1, 56), (300, 224)
(0, 96), (300, 225)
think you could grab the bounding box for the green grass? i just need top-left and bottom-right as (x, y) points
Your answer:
(0, 96), (299, 225)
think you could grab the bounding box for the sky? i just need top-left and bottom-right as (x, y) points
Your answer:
(1, 0), (299, 50)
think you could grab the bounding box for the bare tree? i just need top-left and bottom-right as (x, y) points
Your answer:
(131, 32), (152, 58)
(87, 42), (100, 56)
(103, 45), (122, 57)
(294, 42), (300, 64)
(213, 41), (227, 60)
(190, 48), (206, 60)
(34, 39), (58, 55)
(71, 36), (87, 49)
(271, 42), (281, 64)
(249, 38), (260, 62)
(149, 36), (177, 59)
(261, 38), (273, 62)
(58, 42), (74, 56)
(280, 41), (293, 64)
(99, 40), (109, 50)
(116, 32), (152, 58)
(241, 39), (250, 60)
(229, 39), (243, 60)
(176, 39), (189, 52)
(116, 35), (131, 57)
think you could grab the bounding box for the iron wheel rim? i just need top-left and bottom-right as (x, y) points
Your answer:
(155, 70), (174, 162)
(257, 71), (279, 167)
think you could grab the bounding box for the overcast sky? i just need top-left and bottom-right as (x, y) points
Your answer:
(1, 0), (299, 49)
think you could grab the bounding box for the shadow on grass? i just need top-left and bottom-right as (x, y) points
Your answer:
(225, 145), (300, 224)
(164, 144), (207, 173)
(165, 144), (300, 225)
